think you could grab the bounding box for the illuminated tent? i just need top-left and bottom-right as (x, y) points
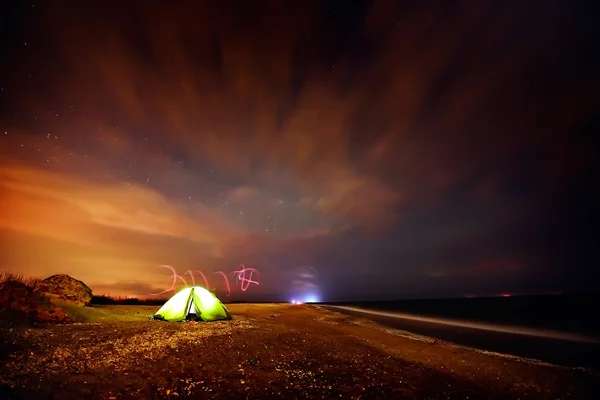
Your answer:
(151, 286), (231, 322)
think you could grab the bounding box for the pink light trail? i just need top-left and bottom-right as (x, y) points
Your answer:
(149, 265), (179, 296)
(148, 264), (261, 296)
(194, 270), (209, 289)
(185, 270), (195, 286)
(213, 271), (231, 297)
(232, 264), (260, 292)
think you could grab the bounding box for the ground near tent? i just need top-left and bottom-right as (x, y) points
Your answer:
(1, 304), (598, 399)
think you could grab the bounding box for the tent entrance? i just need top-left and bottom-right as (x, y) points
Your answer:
(187, 294), (196, 315)
(185, 289), (201, 321)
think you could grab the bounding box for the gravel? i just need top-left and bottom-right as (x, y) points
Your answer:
(0, 304), (597, 399)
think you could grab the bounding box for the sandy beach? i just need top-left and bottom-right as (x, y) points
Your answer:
(0, 303), (598, 399)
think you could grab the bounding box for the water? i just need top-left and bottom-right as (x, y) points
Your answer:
(327, 293), (600, 336)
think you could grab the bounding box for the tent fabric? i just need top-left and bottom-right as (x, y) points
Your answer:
(152, 286), (231, 322)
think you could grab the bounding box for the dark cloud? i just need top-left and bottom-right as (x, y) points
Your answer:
(0, 0), (597, 299)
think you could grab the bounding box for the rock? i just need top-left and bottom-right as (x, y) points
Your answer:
(0, 279), (73, 324)
(35, 274), (93, 307)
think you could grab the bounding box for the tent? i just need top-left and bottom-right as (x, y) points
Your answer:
(151, 286), (231, 322)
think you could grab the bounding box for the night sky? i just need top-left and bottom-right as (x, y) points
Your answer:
(0, 1), (598, 301)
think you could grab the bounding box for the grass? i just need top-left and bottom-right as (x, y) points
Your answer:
(0, 271), (41, 289)
(59, 302), (158, 322)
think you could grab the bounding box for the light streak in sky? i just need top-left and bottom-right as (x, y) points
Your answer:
(184, 270), (195, 286)
(149, 264), (260, 296)
(176, 274), (187, 287)
(194, 270), (209, 289)
(232, 264), (260, 291)
(213, 271), (232, 297)
(149, 265), (178, 295)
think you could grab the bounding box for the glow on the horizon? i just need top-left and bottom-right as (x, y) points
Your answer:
(304, 294), (319, 303)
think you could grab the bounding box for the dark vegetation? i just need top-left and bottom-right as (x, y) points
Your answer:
(0, 272), (41, 288)
(91, 295), (168, 306)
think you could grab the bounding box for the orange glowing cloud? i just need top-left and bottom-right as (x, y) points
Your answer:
(24, 3), (403, 233)
(31, 1), (588, 229)
(1, 1), (595, 299)
(0, 163), (250, 292)
(0, 165), (241, 248)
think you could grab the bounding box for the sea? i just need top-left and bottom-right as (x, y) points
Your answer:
(327, 293), (600, 336)
(322, 293), (600, 369)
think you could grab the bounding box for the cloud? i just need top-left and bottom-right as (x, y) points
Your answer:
(21, 2), (405, 234)
(226, 186), (257, 202)
(1, 1), (596, 298)
(33, 1), (590, 235)
(427, 258), (523, 279)
(0, 165), (241, 250)
(0, 163), (250, 289)
(90, 281), (165, 298)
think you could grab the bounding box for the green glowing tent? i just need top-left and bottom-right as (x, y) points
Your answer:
(151, 286), (231, 322)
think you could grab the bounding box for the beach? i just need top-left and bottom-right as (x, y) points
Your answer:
(0, 303), (598, 399)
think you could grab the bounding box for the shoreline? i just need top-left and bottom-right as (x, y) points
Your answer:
(1, 303), (598, 399)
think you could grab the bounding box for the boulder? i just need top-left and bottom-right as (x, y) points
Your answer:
(35, 274), (93, 307)
(0, 280), (72, 324)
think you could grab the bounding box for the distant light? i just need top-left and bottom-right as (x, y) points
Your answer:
(292, 294), (320, 304)
(304, 295), (319, 303)
(501, 293), (512, 297)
